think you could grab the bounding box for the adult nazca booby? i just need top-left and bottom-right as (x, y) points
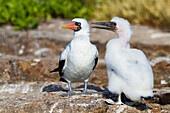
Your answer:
(92, 17), (153, 104)
(50, 18), (98, 95)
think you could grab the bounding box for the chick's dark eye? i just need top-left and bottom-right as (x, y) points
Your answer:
(113, 23), (117, 26)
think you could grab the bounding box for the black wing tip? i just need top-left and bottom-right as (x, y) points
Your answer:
(93, 57), (98, 70)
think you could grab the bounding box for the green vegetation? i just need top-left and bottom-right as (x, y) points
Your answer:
(0, 0), (94, 30)
(0, 0), (169, 30)
(154, 78), (158, 84)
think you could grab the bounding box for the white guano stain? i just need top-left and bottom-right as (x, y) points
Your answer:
(161, 80), (167, 85)
(147, 109), (152, 113)
(91, 98), (106, 104)
(77, 103), (89, 107)
(19, 45), (25, 55)
(70, 103), (74, 107)
(0, 82), (37, 94)
(116, 105), (127, 113)
(31, 63), (37, 66)
(57, 109), (63, 113)
(33, 59), (41, 62)
(40, 81), (49, 92)
(0, 82), (24, 93)
(34, 48), (51, 56)
(22, 82), (36, 93)
(15, 102), (32, 107)
(49, 103), (58, 113)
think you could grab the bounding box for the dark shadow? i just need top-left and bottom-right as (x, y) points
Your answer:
(76, 85), (105, 92)
(42, 84), (152, 111)
(42, 84), (68, 92)
(42, 84), (106, 93)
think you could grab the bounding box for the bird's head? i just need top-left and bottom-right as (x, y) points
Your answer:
(91, 17), (133, 37)
(62, 18), (90, 35)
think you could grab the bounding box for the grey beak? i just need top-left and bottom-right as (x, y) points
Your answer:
(91, 21), (116, 31)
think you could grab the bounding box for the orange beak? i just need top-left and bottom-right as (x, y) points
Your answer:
(61, 22), (77, 30)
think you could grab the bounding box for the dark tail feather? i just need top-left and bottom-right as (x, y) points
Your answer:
(59, 77), (67, 83)
(50, 67), (59, 73)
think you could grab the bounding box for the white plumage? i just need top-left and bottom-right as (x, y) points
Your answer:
(61, 35), (98, 83)
(51, 18), (98, 94)
(92, 17), (153, 103)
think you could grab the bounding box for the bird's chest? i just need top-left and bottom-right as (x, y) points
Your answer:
(105, 49), (129, 69)
(68, 45), (94, 67)
(65, 45), (94, 81)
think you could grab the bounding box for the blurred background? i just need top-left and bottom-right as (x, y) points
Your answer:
(0, 0), (169, 30)
(0, 0), (169, 112)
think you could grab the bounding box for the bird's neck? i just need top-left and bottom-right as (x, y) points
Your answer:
(73, 31), (90, 41)
(117, 31), (131, 48)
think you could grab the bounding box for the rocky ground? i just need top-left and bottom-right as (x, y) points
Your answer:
(0, 19), (170, 112)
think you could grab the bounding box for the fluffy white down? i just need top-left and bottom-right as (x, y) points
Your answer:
(106, 17), (153, 101)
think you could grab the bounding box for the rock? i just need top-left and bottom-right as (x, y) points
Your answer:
(0, 71), (10, 82)
(159, 93), (170, 105)
(34, 48), (52, 56)
(153, 61), (169, 69)
(0, 19), (170, 112)
(0, 82), (169, 112)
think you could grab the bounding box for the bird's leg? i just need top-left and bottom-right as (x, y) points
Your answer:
(64, 78), (93, 95)
(82, 81), (93, 94)
(59, 81), (75, 96)
(83, 81), (88, 93)
(67, 81), (76, 95)
(59, 79), (93, 96)
(82, 78), (93, 95)
(68, 81), (72, 92)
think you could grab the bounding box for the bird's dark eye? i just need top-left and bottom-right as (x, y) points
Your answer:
(113, 22), (117, 26)
(75, 22), (81, 26)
